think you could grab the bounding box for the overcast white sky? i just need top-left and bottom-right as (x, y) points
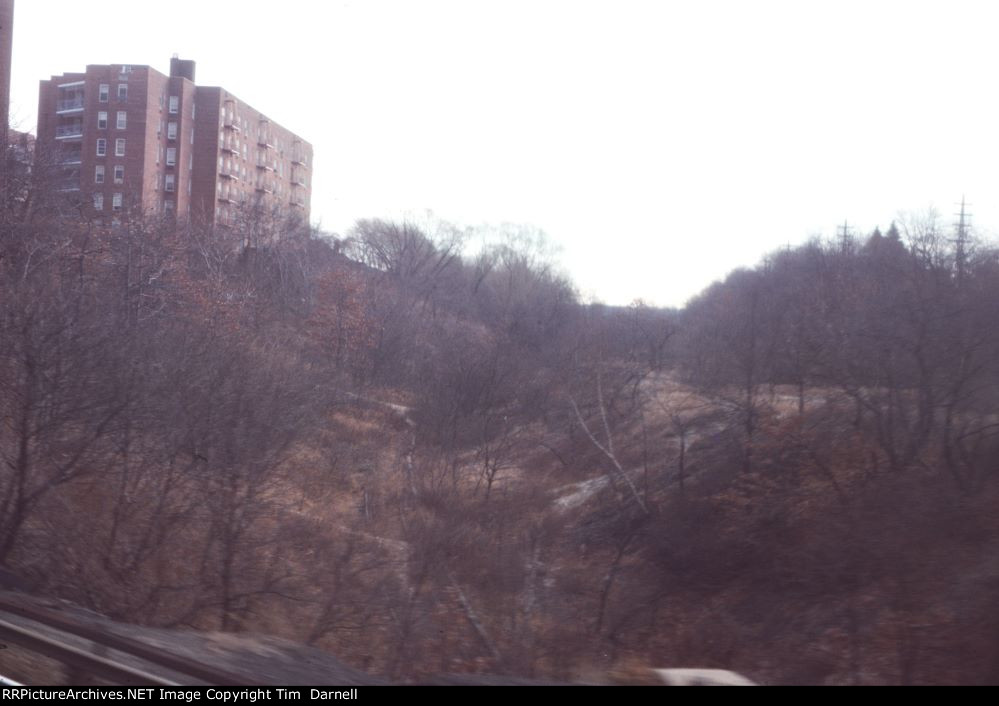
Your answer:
(9, 1), (999, 306)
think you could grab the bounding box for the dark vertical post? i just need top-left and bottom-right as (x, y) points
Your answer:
(0, 0), (14, 152)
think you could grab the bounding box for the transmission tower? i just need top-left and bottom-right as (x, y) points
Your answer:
(951, 196), (971, 283)
(837, 220), (853, 254)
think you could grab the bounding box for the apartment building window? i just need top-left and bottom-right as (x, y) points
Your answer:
(115, 139), (126, 157)
(96, 139), (107, 157)
(169, 96), (179, 114)
(166, 147), (177, 166)
(165, 174), (175, 192)
(117, 84), (128, 101)
(192, 104), (196, 120)
(99, 84), (110, 103)
(112, 193), (123, 211)
(93, 193), (104, 211)
(97, 112), (108, 130)
(95, 165), (105, 184)
(191, 129), (195, 145)
(116, 111), (127, 130)
(167, 122), (177, 140)
(114, 165), (124, 184)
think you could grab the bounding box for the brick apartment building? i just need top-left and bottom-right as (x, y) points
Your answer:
(37, 57), (312, 227)
(1, 0), (14, 146)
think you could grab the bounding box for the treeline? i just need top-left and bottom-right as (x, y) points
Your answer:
(679, 218), (999, 490)
(601, 218), (999, 685)
(0, 160), (604, 677)
(0, 179), (358, 626)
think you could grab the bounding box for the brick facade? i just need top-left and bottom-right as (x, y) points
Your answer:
(37, 57), (312, 228)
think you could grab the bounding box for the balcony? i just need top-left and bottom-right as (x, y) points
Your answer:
(58, 154), (83, 166)
(257, 118), (274, 147)
(223, 117), (241, 132)
(56, 98), (85, 113)
(55, 124), (84, 140)
(291, 176), (307, 187)
(56, 167), (81, 191)
(55, 180), (81, 192)
(290, 197), (307, 208)
(219, 168), (239, 180)
(256, 156), (274, 171)
(255, 181), (273, 194)
(221, 140), (240, 154)
(291, 153), (308, 167)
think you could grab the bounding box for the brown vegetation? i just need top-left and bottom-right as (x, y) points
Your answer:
(2, 161), (999, 684)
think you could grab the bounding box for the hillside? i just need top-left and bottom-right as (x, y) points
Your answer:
(2, 195), (999, 684)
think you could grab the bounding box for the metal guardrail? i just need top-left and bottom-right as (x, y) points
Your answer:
(55, 125), (84, 138)
(0, 616), (180, 686)
(0, 593), (754, 686)
(0, 594), (264, 686)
